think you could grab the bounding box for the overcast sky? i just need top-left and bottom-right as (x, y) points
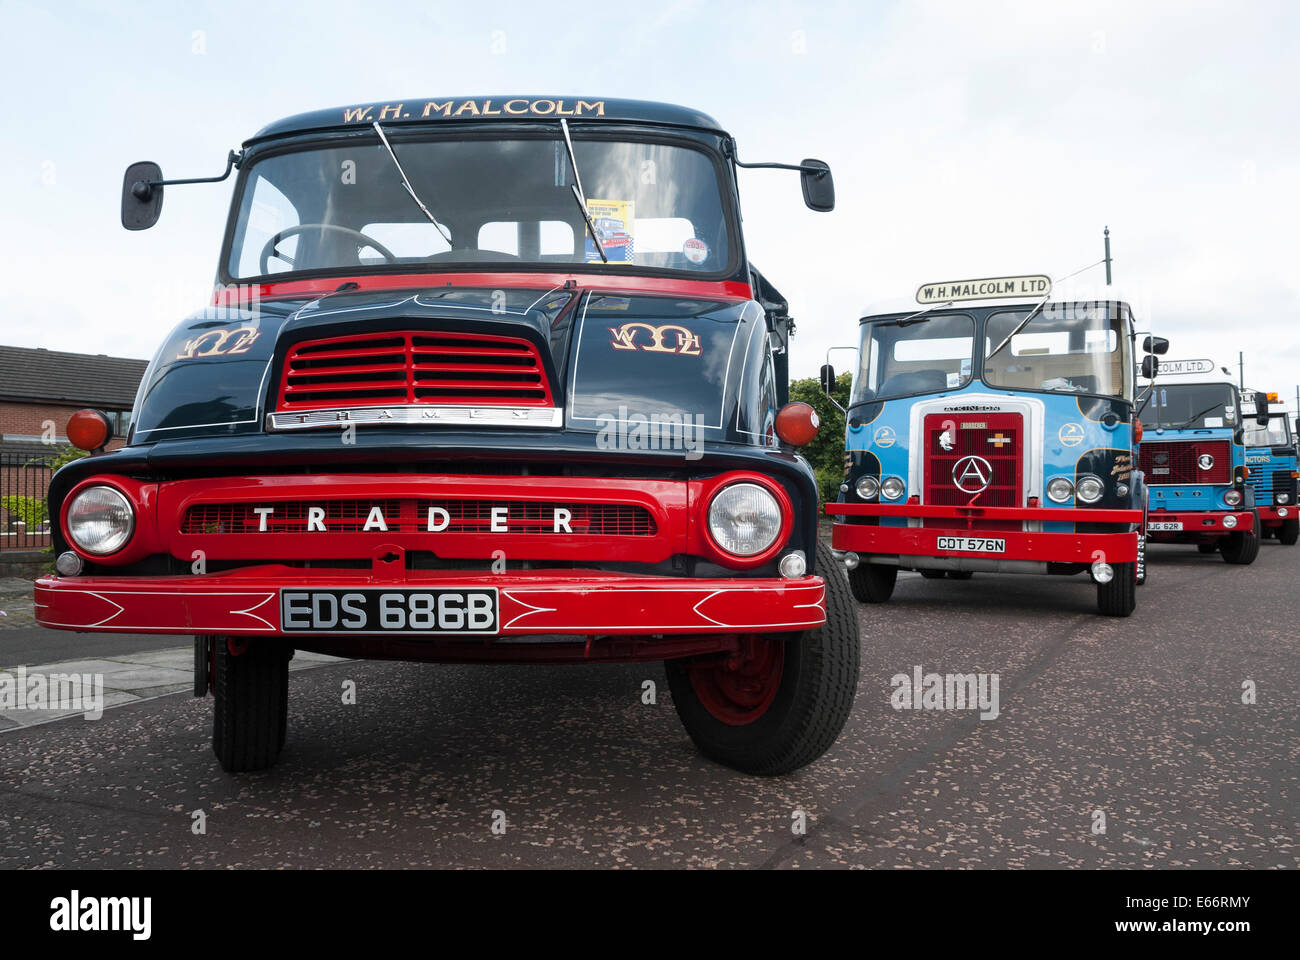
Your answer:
(1, 0), (1296, 412)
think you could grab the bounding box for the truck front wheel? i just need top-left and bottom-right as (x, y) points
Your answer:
(1219, 527), (1260, 565)
(1278, 518), (1299, 546)
(212, 638), (291, 773)
(848, 562), (897, 602)
(665, 543), (860, 776)
(1097, 561), (1136, 617)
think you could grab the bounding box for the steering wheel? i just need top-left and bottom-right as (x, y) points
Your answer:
(260, 224), (398, 274)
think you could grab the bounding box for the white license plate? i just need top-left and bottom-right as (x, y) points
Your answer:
(936, 536), (1006, 554)
(1147, 521), (1183, 531)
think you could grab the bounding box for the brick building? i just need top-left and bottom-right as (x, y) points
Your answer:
(1, 344), (148, 458)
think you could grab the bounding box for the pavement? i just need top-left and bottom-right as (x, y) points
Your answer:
(0, 541), (1294, 868)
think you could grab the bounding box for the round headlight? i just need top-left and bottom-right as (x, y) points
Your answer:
(1047, 477), (1074, 503)
(880, 476), (905, 500)
(1076, 475), (1105, 504)
(1277, 492), (1290, 504)
(707, 482), (782, 557)
(66, 484), (134, 555)
(854, 475), (880, 500)
(1223, 489), (1242, 507)
(1222, 513), (1238, 528)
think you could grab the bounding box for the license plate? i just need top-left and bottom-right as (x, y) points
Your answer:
(279, 588), (499, 634)
(1147, 521), (1183, 532)
(936, 536), (1006, 554)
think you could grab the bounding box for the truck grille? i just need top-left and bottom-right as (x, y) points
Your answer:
(1248, 468), (1290, 501)
(277, 331), (552, 411)
(182, 500), (656, 536)
(1138, 440), (1230, 484)
(923, 412), (1023, 507)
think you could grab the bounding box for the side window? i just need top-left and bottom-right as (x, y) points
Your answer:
(478, 221), (576, 257)
(237, 176), (301, 277)
(360, 222), (453, 259)
(759, 350), (779, 445)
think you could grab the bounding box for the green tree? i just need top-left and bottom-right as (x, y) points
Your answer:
(789, 372), (851, 505)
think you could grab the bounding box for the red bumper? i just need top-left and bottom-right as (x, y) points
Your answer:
(825, 503), (1140, 563)
(33, 567), (826, 637)
(1256, 505), (1293, 525)
(1145, 510), (1256, 539)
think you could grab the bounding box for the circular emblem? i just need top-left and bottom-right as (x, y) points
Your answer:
(1059, 422), (1085, 447)
(682, 238), (709, 264)
(1154, 451), (1170, 465)
(1197, 453), (1215, 470)
(952, 455), (993, 493)
(874, 426), (897, 448)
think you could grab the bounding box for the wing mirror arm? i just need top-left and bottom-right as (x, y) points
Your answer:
(131, 150), (242, 201)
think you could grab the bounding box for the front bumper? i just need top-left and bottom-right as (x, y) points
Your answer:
(1145, 510), (1256, 538)
(1257, 505), (1293, 525)
(825, 503), (1141, 563)
(34, 567), (826, 637)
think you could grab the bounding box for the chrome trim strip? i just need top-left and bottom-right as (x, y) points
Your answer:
(266, 405), (564, 431)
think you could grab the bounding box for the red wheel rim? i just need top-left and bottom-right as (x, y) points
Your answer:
(688, 635), (784, 726)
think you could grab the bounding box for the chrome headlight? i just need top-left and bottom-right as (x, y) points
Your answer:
(1046, 477), (1075, 503)
(854, 475), (880, 500)
(880, 476), (905, 500)
(1277, 492), (1291, 504)
(708, 482), (782, 557)
(1223, 488), (1243, 507)
(1075, 475), (1105, 504)
(66, 485), (134, 555)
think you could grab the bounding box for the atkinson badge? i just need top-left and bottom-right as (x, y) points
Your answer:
(952, 455), (993, 494)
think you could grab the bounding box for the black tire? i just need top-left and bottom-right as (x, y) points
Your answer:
(1097, 561), (1136, 617)
(946, 570), (974, 580)
(919, 569), (946, 580)
(1197, 542), (1217, 554)
(1278, 518), (1299, 546)
(848, 562), (897, 602)
(212, 638), (291, 773)
(1219, 528), (1260, 565)
(665, 542), (860, 776)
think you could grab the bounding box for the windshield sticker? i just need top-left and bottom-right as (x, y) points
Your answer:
(585, 199), (635, 263)
(682, 237), (709, 264)
(1204, 416), (1224, 428)
(1058, 422), (1085, 447)
(874, 426), (897, 448)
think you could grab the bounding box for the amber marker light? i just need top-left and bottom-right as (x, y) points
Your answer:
(774, 402), (820, 447)
(66, 409), (113, 452)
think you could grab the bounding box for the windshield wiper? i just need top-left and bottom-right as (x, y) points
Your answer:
(372, 122), (452, 246)
(559, 118), (607, 264)
(1167, 403), (1225, 431)
(987, 296), (1049, 361)
(869, 301), (955, 327)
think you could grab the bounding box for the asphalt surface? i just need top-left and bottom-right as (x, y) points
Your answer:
(0, 541), (1295, 868)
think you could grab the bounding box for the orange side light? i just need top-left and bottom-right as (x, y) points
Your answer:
(774, 402), (820, 447)
(1133, 419), (1144, 443)
(66, 409), (113, 452)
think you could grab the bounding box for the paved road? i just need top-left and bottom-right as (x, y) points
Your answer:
(0, 541), (1295, 868)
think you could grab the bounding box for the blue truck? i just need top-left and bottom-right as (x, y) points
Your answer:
(1138, 380), (1262, 563)
(1243, 392), (1299, 546)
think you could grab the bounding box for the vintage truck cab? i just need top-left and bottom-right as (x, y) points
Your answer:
(35, 96), (860, 775)
(824, 275), (1157, 617)
(1241, 392), (1298, 546)
(1138, 380), (1261, 563)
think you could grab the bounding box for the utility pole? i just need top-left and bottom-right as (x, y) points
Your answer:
(1103, 226), (1112, 285)
(1238, 352), (1244, 390)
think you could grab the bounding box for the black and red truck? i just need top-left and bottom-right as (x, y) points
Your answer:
(35, 96), (860, 775)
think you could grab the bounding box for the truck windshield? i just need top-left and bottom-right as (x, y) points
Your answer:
(982, 304), (1131, 401)
(225, 134), (733, 279)
(1140, 383), (1238, 430)
(1243, 415), (1292, 447)
(851, 313), (975, 405)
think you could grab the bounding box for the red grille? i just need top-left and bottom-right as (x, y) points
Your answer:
(277, 331), (553, 411)
(923, 413), (1024, 508)
(1138, 440), (1230, 484)
(182, 500), (656, 536)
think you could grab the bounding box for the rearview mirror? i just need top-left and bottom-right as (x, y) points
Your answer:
(1255, 393), (1270, 426)
(819, 363), (836, 395)
(801, 159), (835, 212)
(121, 161), (163, 230)
(1142, 335), (1170, 355)
(1141, 355), (1158, 380)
